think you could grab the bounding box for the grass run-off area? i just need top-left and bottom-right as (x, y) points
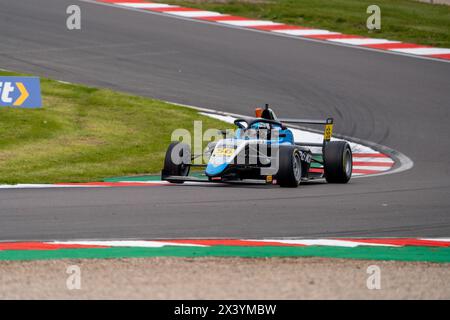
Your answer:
(0, 71), (230, 184)
(162, 0), (450, 48)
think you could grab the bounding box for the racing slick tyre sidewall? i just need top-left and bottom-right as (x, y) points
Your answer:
(323, 141), (352, 183)
(275, 145), (302, 188)
(163, 142), (191, 183)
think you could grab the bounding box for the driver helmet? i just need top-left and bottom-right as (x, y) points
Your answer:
(255, 104), (277, 120)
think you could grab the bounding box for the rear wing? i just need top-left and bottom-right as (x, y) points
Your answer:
(278, 117), (334, 147)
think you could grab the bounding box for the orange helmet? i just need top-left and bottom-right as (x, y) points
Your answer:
(255, 108), (263, 118)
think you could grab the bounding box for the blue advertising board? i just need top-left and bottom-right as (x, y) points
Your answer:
(0, 77), (42, 108)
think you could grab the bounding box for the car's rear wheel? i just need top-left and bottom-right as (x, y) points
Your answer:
(162, 142), (191, 183)
(275, 146), (302, 188)
(323, 141), (352, 183)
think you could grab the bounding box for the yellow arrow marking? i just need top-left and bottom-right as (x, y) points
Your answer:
(13, 82), (29, 106)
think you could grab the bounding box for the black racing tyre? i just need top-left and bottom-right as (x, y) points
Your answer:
(162, 142), (191, 183)
(323, 141), (352, 183)
(275, 145), (302, 188)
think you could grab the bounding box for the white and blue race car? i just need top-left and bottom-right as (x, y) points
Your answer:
(161, 105), (352, 187)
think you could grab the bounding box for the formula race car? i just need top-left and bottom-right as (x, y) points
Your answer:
(161, 105), (352, 187)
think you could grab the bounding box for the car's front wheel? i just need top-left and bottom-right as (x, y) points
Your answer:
(162, 142), (191, 183)
(275, 146), (302, 188)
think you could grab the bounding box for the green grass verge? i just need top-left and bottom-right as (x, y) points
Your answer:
(0, 70), (231, 184)
(1, 245), (449, 262)
(162, 0), (450, 48)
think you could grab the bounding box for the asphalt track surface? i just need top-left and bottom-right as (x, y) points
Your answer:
(0, 0), (449, 240)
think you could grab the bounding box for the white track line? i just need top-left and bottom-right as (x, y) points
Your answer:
(0, 184), (102, 189)
(253, 239), (398, 247)
(168, 11), (224, 18)
(115, 3), (178, 8)
(219, 20), (282, 27)
(329, 38), (400, 45)
(273, 29), (339, 36)
(50, 240), (206, 247)
(352, 157), (394, 163)
(389, 48), (450, 55)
